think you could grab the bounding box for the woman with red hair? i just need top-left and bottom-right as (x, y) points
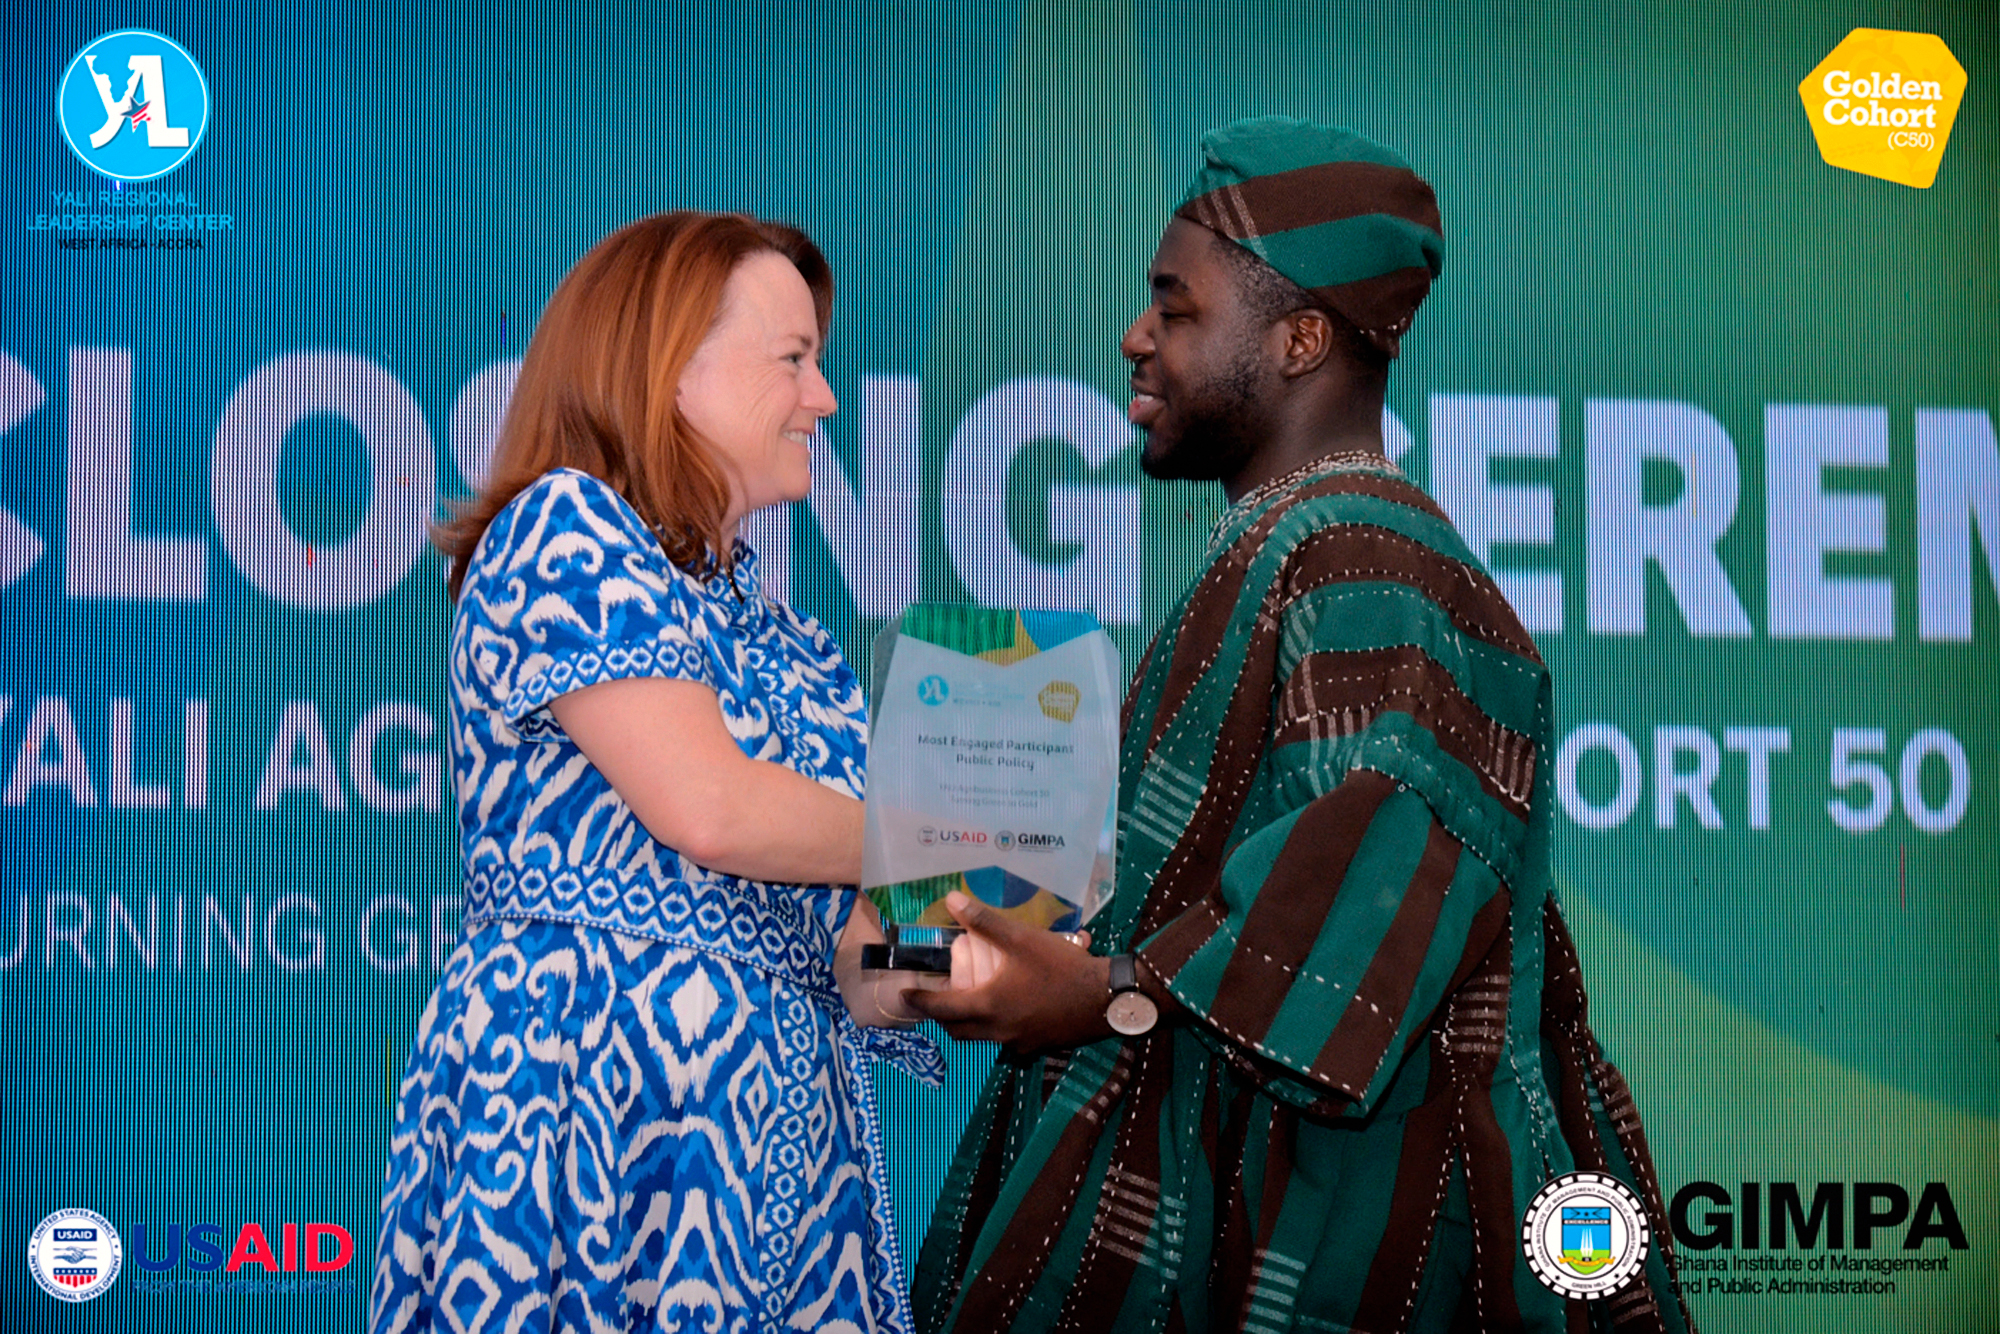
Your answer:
(371, 211), (937, 1333)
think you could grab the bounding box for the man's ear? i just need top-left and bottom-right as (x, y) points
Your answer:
(1276, 309), (1337, 379)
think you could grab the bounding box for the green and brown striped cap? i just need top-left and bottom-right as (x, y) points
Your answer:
(1174, 115), (1444, 356)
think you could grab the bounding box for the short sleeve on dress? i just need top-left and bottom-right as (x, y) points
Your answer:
(459, 469), (724, 742)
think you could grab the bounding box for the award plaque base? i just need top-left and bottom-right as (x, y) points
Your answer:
(858, 925), (1091, 975)
(859, 925), (961, 975)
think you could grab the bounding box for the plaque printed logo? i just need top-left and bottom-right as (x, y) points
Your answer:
(1037, 681), (1081, 722)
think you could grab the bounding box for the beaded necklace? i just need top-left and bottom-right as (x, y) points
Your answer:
(1206, 449), (1404, 556)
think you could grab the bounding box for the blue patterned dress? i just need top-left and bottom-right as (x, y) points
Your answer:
(372, 468), (941, 1334)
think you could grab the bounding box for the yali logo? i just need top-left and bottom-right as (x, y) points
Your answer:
(28, 1208), (122, 1302)
(916, 674), (950, 706)
(58, 30), (210, 181)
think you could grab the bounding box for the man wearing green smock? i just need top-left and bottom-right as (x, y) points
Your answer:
(905, 117), (1696, 1334)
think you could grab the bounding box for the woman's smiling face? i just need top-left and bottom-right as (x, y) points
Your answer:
(676, 250), (838, 532)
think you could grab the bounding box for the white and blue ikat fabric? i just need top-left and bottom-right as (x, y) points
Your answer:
(372, 469), (940, 1334)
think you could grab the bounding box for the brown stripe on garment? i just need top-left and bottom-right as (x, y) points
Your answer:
(1200, 771), (1398, 1043)
(1144, 466), (1472, 759)
(1283, 519), (1542, 661)
(1203, 1080), (1262, 1333)
(1255, 1102), (1298, 1250)
(1592, 1057), (1659, 1210)
(1459, 1084), (1528, 1334)
(955, 1048), (1135, 1330)
(1039, 1048), (1072, 1101)
(1311, 265), (1437, 336)
(1141, 507), (1283, 757)
(1446, 934), (1526, 1333)
(1177, 159), (1442, 242)
(1120, 629), (1165, 736)
(1129, 615), (1288, 942)
(1177, 189), (1243, 245)
(1412, 890), (1512, 1060)
(1542, 910), (1697, 1330)
(952, 1061), (1029, 1295)
(1539, 900), (1610, 1171)
(1304, 817), (1462, 1094)
(1134, 470), (1492, 959)
(1233, 1103), (1301, 1334)
(1056, 1035), (1179, 1331)
(1274, 645), (1538, 816)
(1287, 468), (1452, 526)
(1606, 1281), (1667, 1331)
(915, 1060), (1030, 1329)
(1348, 1026), (1459, 1333)
(1592, 1054), (1697, 1333)
(1548, 907), (1697, 1332)
(1547, 903), (1669, 1212)
(1137, 895), (1225, 985)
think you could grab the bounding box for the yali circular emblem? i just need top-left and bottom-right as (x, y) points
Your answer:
(28, 1207), (122, 1302)
(57, 30), (211, 182)
(1521, 1171), (1649, 1299)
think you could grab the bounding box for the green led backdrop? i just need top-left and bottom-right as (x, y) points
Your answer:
(2, 2), (1994, 1330)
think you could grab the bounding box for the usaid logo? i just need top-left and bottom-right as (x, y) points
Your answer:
(58, 30), (210, 181)
(28, 1208), (122, 1302)
(920, 827), (987, 847)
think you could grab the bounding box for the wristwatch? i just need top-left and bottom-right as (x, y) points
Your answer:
(1105, 954), (1159, 1036)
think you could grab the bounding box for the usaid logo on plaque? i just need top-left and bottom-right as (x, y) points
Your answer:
(57, 30), (211, 181)
(861, 606), (1120, 971)
(28, 1208), (122, 1302)
(919, 827), (988, 847)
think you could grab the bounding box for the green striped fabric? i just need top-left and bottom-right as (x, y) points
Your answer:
(1173, 116), (1446, 355)
(912, 458), (1696, 1334)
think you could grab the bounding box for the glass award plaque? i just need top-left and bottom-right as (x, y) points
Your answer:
(859, 605), (1120, 973)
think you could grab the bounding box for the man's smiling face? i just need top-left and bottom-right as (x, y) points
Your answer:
(1121, 218), (1277, 484)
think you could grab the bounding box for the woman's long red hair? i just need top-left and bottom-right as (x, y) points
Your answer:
(434, 211), (832, 599)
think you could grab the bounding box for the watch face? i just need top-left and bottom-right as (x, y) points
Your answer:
(1107, 990), (1159, 1036)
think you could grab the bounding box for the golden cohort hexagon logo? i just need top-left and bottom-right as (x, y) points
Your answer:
(1800, 29), (1966, 188)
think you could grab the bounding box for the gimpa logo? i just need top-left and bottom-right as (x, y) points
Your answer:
(1799, 29), (1966, 188)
